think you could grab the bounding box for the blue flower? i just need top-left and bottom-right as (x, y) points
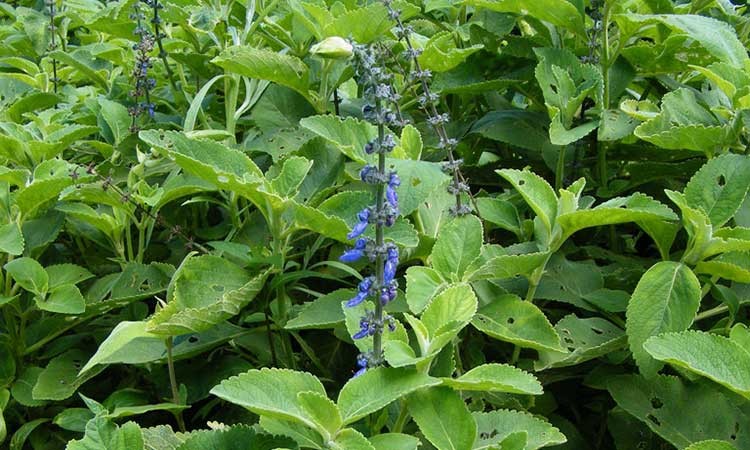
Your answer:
(346, 276), (374, 307)
(383, 246), (399, 283)
(386, 172), (400, 208)
(379, 281), (398, 305)
(353, 315), (373, 339)
(353, 353), (369, 377)
(347, 208), (371, 239)
(340, 238), (368, 263)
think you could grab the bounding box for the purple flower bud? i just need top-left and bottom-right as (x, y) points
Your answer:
(383, 247), (399, 283)
(340, 238), (368, 263)
(347, 221), (368, 240)
(346, 277), (374, 307)
(346, 291), (369, 307)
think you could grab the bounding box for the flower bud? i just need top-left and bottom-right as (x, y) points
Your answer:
(310, 36), (353, 59)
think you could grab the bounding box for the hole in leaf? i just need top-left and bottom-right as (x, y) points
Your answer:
(518, 179), (526, 186)
(506, 317), (515, 325)
(647, 414), (660, 426)
(213, 285), (224, 292)
(188, 336), (199, 343)
(592, 327), (603, 335)
(717, 175), (726, 187)
(412, 178), (421, 187)
(564, 337), (574, 344)
(650, 398), (663, 409)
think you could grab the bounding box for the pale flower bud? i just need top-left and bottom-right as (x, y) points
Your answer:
(310, 36), (353, 59)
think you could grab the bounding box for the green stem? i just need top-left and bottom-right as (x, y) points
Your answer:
(392, 401), (410, 433)
(695, 305), (730, 322)
(372, 100), (386, 364)
(555, 145), (566, 191)
(165, 336), (187, 432)
(224, 75), (240, 142)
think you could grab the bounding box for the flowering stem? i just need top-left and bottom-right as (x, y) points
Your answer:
(373, 103), (387, 362)
(46, 0), (59, 94)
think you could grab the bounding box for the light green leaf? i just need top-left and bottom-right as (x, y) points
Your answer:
(270, 156), (313, 198)
(392, 125), (422, 160)
(337, 367), (440, 425)
(212, 46), (310, 100)
(45, 264), (94, 289)
(4, 257), (48, 296)
(323, 4), (391, 44)
(147, 255), (268, 335)
(442, 363), (542, 395)
(684, 153), (750, 227)
(299, 115), (376, 163)
(431, 215), (483, 281)
(298, 391), (342, 439)
(405, 266), (446, 314)
(408, 386), (476, 450)
(463, 0), (584, 34)
(65, 418), (144, 450)
(418, 31), (483, 72)
(174, 425), (296, 450)
(369, 433), (421, 450)
(472, 294), (564, 352)
(473, 410), (567, 450)
(0, 223), (23, 255)
(685, 441), (738, 450)
(98, 97), (131, 145)
(644, 330), (750, 399)
(465, 252), (549, 282)
(37, 283), (85, 314)
(497, 169), (557, 234)
(210, 368), (326, 429)
(626, 261), (701, 378)
(330, 428), (375, 450)
(476, 198), (521, 236)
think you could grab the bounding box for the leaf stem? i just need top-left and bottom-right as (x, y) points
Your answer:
(165, 336), (187, 432)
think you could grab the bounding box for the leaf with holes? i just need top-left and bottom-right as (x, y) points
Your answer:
(472, 410), (567, 450)
(472, 294), (565, 352)
(536, 315), (626, 370)
(684, 153), (750, 227)
(147, 255), (269, 335)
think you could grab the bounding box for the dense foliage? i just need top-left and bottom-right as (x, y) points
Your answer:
(1, 0), (750, 449)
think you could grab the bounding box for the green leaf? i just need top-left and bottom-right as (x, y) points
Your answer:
(464, 0), (584, 34)
(270, 156), (313, 198)
(497, 169), (557, 235)
(298, 391), (342, 439)
(536, 315), (626, 370)
(408, 386), (476, 450)
(53, 408), (94, 433)
(80, 321), (248, 374)
(147, 255), (268, 335)
(369, 434), (421, 450)
(260, 416), (325, 449)
(45, 264), (94, 289)
(471, 110), (556, 157)
(4, 257), (48, 296)
(392, 125), (422, 160)
(418, 31), (483, 72)
(616, 14), (749, 68)
(286, 289), (352, 329)
(337, 367), (440, 425)
(441, 363), (542, 395)
(608, 374), (750, 448)
(472, 294), (564, 352)
(390, 159), (450, 216)
(556, 193), (677, 242)
(405, 266), (446, 315)
(33, 350), (104, 401)
(323, 4), (391, 44)
(431, 215), (483, 281)
(644, 330), (750, 399)
(175, 425), (296, 450)
(421, 283), (477, 338)
(299, 115), (376, 163)
(210, 368), (326, 429)
(626, 261), (701, 378)
(683, 153), (750, 227)
(49, 50), (109, 90)
(212, 46), (310, 100)
(476, 198), (521, 236)
(0, 223), (24, 255)
(66, 418), (144, 450)
(330, 428), (375, 450)
(98, 97), (131, 145)
(465, 251), (549, 282)
(37, 283), (85, 314)
(473, 410), (567, 450)
(685, 441), (738, 450)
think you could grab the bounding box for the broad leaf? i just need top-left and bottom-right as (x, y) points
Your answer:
(644, 330), (750, 399)
(684, 153), (750, 227)
(626, 261), (701, 377)
(337, 367), (440, 425)
(431, 215), (483, 281)
(472, 410), (567, 449)
(497, 169), (557, 235)
(441, 363), (542, 395)
(408, 387), (476, 450)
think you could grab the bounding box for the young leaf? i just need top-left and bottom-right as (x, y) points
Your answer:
(337, 367), (440, 425)
(431, 215), (483, 281)
(644, 330), (750, 399)
(626, 261), (701, 378)
(405, 266), (446, 314)
(369, 434), (421, 450)
(330, 428), (375, 450)
(497, 169), (557, 236)
(37, 284), (85, 314)
(0, 223), (24, 256)
(408, 387), (476, 450)
(297, 391), (342, 439)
